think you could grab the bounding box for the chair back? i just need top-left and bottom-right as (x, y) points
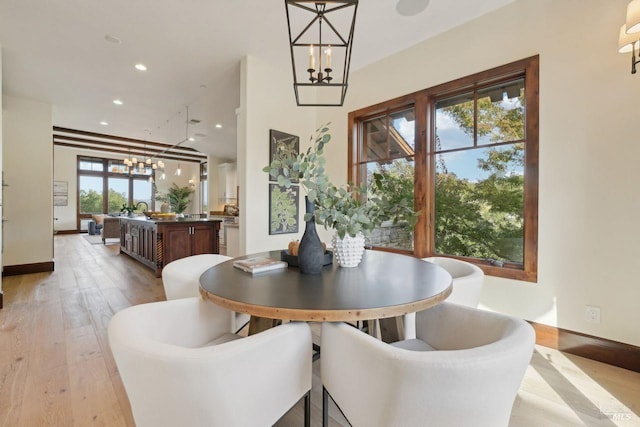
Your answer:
(423, 256), (484, 307)
(109, 297), (312, 427)
(162, 254), (232, 300)
(322, 302), (534, 427)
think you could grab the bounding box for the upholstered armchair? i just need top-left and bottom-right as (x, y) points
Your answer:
(92, 214), (120, 244)
(404, 256), (484, 339)
(422, 257), (484, 307)
(108, 297), (312, 427)
(162, 254), (250, 333)
(321, 302), (535, 427)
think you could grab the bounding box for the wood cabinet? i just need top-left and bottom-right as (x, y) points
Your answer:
(163, 222), (217, 265)
(120, 218), (221, 277)
(120, 218), (158, 272)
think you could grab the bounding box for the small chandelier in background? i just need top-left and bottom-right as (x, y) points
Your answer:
(285, 0), (358, 106)
(618, 0), (640, 74)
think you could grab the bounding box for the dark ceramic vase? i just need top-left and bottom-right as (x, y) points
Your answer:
(298, 197), (324, 275)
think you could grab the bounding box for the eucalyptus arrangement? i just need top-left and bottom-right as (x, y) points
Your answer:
(264, 124), (418, 239)
(264, 124), (418, 268)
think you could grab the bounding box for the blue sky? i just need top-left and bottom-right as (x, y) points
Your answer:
(392, 102), (523, 182)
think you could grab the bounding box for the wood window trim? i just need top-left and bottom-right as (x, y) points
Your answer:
(348, 56), (539, 282)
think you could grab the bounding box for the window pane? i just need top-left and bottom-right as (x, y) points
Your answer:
(133, 179), (152, 210)
(435, 144), (524, 264)
(201, 180), (208, 212)
(477, 79), (525, 145)
(435, 92), (474, 151)
(362, 116), (387, 161)
(79, 158), (104, 172)
(79, 176), (104, 214)
(108, 160), (128, 174)
(108, 177), (129, 213)
(389, 109), (415, 158)
(365, 158), (415, 251)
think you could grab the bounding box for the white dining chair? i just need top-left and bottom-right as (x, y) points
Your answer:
(162, 254), (250, 332)
(404, 256), (484, 339)
(422, 256), (484, 307)
(321, 302), (535, 427)
(108, 297), (312, 427)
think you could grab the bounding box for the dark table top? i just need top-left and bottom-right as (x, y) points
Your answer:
(199, 250), (452, 322)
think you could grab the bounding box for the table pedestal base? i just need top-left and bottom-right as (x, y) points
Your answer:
(248, 316), (280, 335)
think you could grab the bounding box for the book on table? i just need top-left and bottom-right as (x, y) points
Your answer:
(232, 257), (288, 274)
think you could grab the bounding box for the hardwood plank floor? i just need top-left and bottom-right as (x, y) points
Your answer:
(0, 234), (638, 426)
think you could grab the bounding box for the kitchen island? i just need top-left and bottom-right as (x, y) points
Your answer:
(119, 217), (221, 277)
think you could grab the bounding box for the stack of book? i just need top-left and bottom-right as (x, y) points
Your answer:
(232, 257), (287, 274)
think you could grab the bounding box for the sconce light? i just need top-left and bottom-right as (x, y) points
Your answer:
(285, 0), (358, 106)
(618, 0), (640, 73)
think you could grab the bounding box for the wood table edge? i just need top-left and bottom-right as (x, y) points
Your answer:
(199, 283), (452, 322)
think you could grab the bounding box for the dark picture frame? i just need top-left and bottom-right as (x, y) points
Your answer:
(269, 183), (299, 235)
(269, 129), (299, 183)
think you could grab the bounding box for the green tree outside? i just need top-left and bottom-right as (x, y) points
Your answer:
(434, 88), (525, 264)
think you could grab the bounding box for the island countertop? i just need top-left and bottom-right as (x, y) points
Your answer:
(119, 216), (222, 224)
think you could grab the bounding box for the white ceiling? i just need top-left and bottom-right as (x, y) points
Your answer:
(0, 0), (516, 160)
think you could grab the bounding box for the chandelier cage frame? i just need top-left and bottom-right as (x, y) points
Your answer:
(285, 0), (358, 106)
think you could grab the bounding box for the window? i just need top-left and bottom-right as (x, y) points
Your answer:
(349, 56), (538, 281)
(77, 156), (156, 231)
(357, 108), (416, 251)
(200, 163), (208, 213)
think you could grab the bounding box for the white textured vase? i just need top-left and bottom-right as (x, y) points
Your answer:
(332, 232), (365, 268)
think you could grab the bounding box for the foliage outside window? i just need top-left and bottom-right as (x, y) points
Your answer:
(349, 56), (539, 281)
(358, 108), (416, 251)
(434, 78), (525, 266)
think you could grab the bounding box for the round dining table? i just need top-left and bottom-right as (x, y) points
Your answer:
(199, 250), (452, 340)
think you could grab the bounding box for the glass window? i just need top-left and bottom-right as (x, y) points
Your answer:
(77, 155), (157, 230)
(350, 56), (539, 281)
(79, 158), (104, 172)
(133, 179), (152, 211)
(200, 162), (208, 213)
(79, 175), (104, 214)
(434, 79), (525, 266)
(358, 108), (415, 251)
(108, 177), (129, 213)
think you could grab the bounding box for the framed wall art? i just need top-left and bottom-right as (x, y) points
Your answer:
(53, 180), (68, 206)
(269, 129), (299, 183)
(269, 183), (299, 235)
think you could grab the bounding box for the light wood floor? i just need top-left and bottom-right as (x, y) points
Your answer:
(0, 234), (638, 426)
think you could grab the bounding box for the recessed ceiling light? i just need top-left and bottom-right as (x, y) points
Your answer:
(100, 121), (109, 126)
(104, 34), (122, 44)
(135, 63), (147, 71)
(215, 124), (222, 128)
(113, 99), (123, 105)
(188, 137), (195, 142)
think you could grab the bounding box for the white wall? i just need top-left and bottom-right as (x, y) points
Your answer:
(238, 55), (316, 255)
(53, 145), (201, 231)
(2, 95), (53, 267)
(313, 0), (640, 347)
(0, 46), (3, 290)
